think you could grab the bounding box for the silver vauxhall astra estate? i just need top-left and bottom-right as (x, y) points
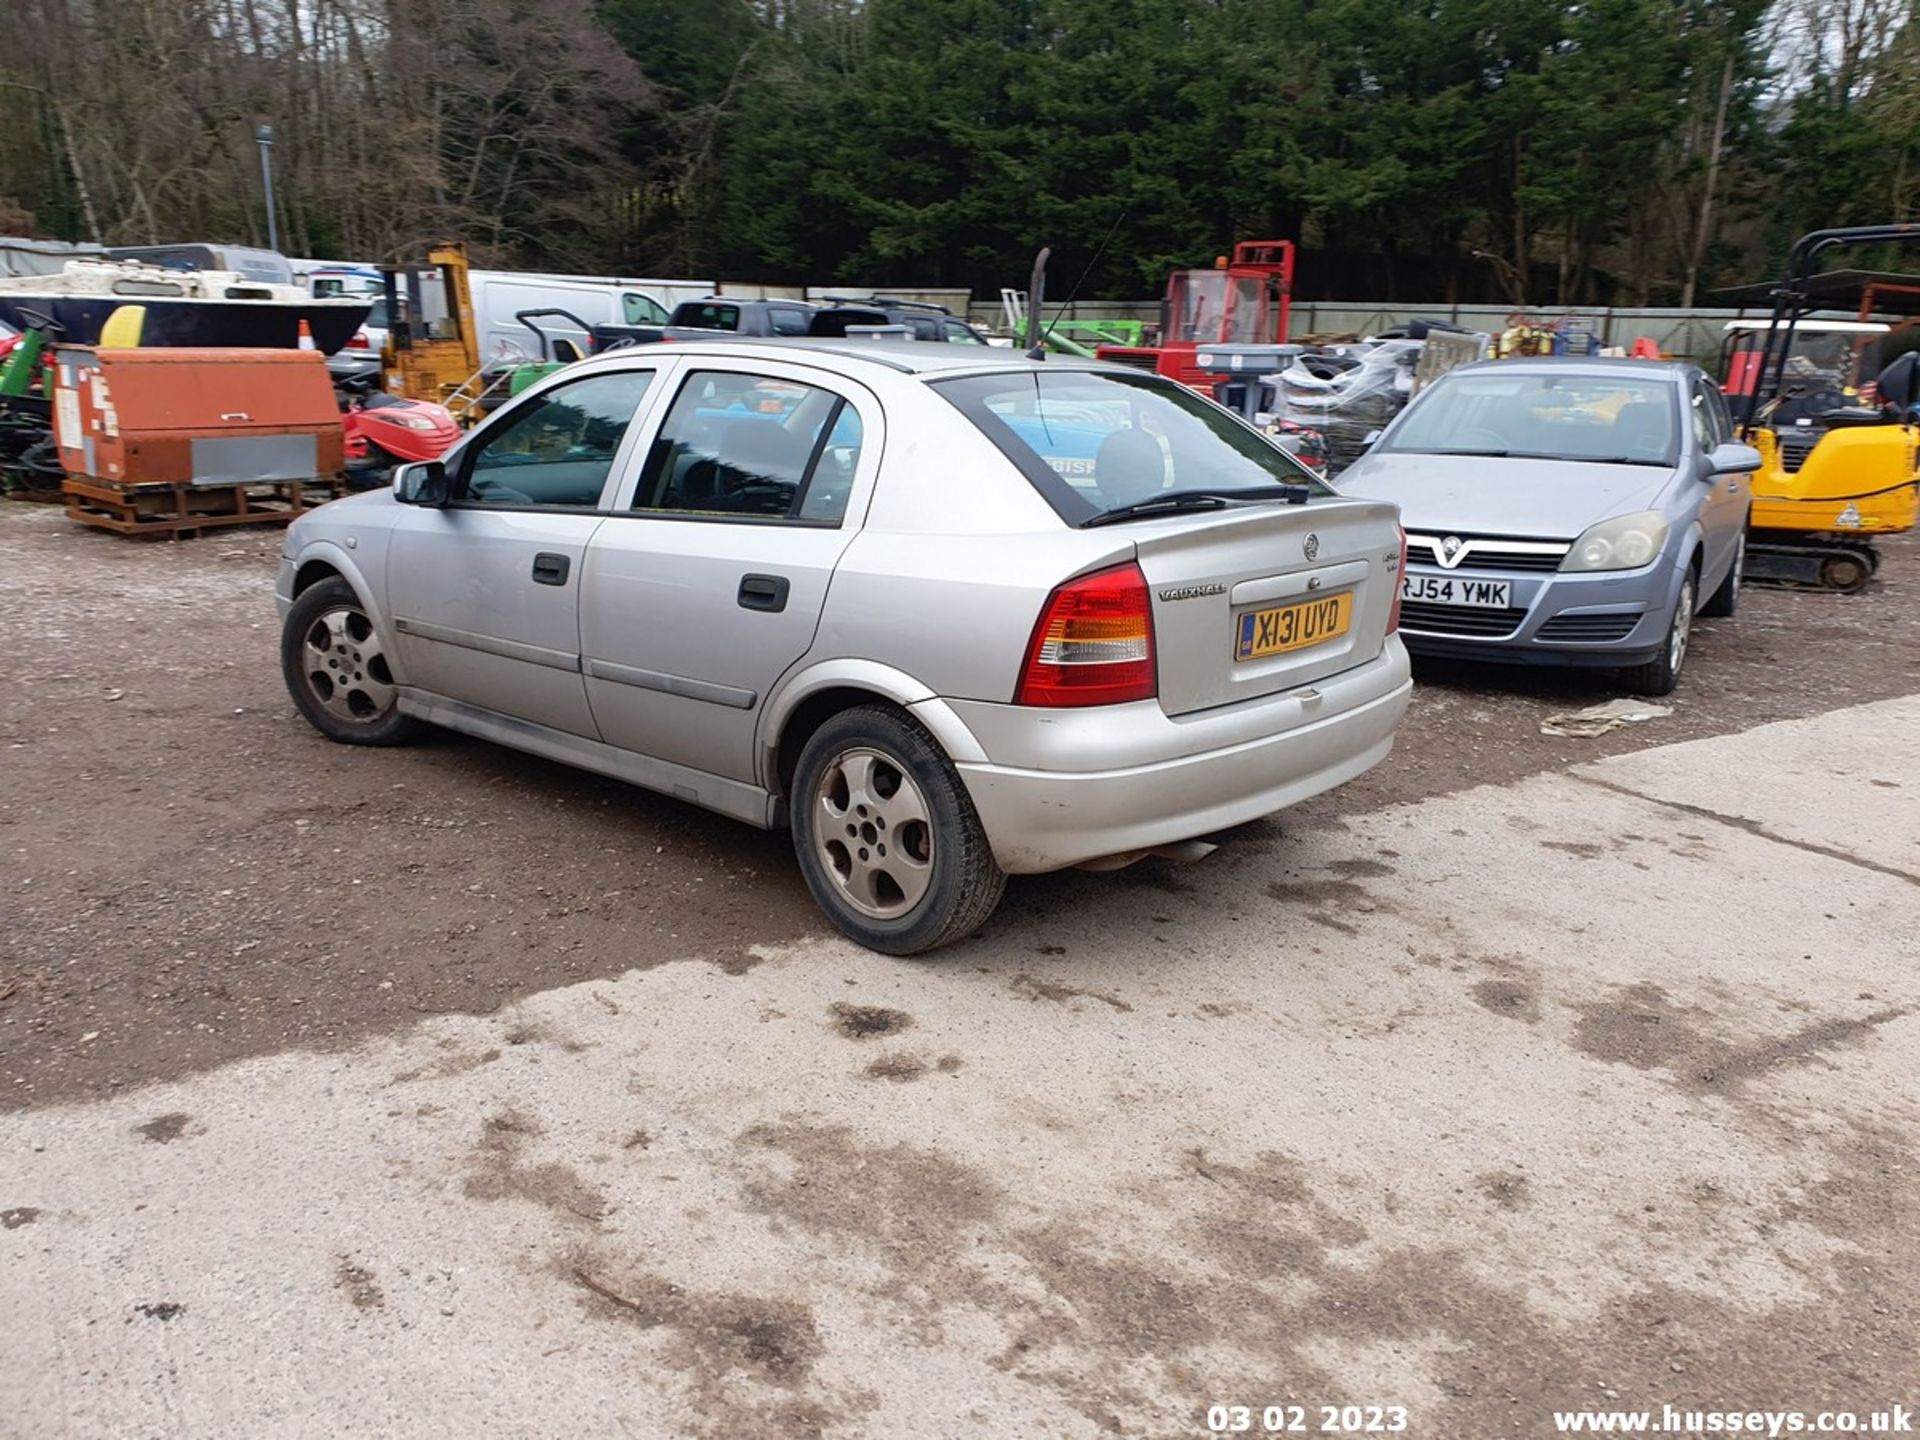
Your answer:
(276, 340), (1413, 953)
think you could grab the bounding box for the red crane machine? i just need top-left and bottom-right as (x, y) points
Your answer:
(1095, 240), (1295, 388)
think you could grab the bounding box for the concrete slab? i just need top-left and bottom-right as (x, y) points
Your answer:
(1576, 692), (1920, 884)
(5, 697), (1919, 1439)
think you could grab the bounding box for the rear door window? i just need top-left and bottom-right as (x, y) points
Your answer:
(632, 370), (863, 525)
(678, 303), (740, 332)
(768, 307), (812, 336)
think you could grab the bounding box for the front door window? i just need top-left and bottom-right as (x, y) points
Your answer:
(463, 370), (654, 508)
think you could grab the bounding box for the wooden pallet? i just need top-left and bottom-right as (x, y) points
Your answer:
(63, 474), (341, 539)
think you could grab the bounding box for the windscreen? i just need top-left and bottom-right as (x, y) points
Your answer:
(935, 369), (1329, 524)
(1165, 271), (1228, 344)
(1381, 371), (1680, 466)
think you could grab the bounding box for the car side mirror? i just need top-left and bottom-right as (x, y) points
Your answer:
(1875, 351), (1919, 413)
(393, 459), (450, 506)
(1359, 429), (1382, 452)
(1707, 442), (1762, 476)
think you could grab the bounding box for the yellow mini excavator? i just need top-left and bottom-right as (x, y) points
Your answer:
(1727, 225), (1920, 592)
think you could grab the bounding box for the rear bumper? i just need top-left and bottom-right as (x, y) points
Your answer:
(949, 642), (1411, 873)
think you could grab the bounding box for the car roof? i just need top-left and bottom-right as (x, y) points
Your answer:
(577, 336), (1129, 381)
(676, 295), (816, 310)
(1443, 356), (1697, 383)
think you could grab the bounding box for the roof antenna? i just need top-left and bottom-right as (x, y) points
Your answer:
(1023, 248), (1050, 359)
(1026, 208), (1128, 361)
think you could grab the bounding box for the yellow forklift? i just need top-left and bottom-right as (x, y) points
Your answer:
(377, 242), (495, 422)
(1727, 225), (1920, 591)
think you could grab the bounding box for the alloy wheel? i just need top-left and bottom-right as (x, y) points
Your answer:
(300, 605), (397, 724)
(1670, 577), (1694, 675)
(812, 746), (934, 921)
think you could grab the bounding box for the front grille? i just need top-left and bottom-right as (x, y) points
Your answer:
(1405, 533), (1569, 573)
(1536, 612), (1641, 643)
(1777, 428), (1819, 474)
(1399, 602), (1527, 637)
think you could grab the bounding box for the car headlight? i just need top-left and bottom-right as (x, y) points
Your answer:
(1560, 511), (1671, 572)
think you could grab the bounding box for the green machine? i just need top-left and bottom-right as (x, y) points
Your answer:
(0, 307), (63, 493)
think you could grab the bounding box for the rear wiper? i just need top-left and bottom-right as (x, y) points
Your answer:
(1081, 486), (1311, 528)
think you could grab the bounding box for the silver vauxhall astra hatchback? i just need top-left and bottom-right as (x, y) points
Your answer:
(277, 340), (1413, 953)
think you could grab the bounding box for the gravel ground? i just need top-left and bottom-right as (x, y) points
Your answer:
(4, 499), (1917, 1111)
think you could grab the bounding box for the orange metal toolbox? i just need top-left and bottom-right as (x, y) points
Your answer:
(51, 346), (343, 486)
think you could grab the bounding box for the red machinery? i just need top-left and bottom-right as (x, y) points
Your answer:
(51, 346), (344, 535)
(1096, 240), (1295, 388)
(337, 377), (461, 490)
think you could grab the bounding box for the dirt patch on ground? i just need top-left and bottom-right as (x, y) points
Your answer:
(1009, 973), (1133, 1013)
(334, 1259), (384, 1310)
(726, 1118), (1920, 1435)
(1472, 978), (1542, 1024)
(133, 1112), (190, 1144)
(566, 1255), (863, 1438)
(826, 1002), (912, 1040)
(1568, 982), (1908, 1098)
(1476, 1170), (1534, 1210)
(862, 1052), (928, 1082)
(463, 1107), (611, 1223)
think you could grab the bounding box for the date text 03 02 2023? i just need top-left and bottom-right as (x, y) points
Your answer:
(1207, 1402), (1412, 1434)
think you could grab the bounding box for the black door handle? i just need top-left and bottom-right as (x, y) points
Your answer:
(738, 574), (790, 612)
(531, 552), (570, 586)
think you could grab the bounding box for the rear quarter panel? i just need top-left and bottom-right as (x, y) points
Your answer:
(810, 376), (1132, 702)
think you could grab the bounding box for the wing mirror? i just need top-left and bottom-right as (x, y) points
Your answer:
(1875, 351), (1919, 413)
(1707, 442), (1762, 476)
(392, 459), (451, 506)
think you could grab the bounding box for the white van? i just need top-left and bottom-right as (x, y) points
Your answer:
(468, 271), (714, 366)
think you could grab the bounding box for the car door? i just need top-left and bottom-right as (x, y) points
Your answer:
(1690, 376), (1745, 587)
(580, 358), (881, 784)
(386, 366), (663, 738)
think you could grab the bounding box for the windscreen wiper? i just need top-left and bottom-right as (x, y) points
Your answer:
(1081, 485), (1311, 528)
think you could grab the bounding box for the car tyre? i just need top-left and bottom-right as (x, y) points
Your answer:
(791, 705), (1006, 955)
(1621, 571), (1694, 697)
(281, 576), (425, 746)
(1700, 532), (1743, 618)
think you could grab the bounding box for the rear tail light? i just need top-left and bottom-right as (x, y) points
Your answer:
(346, 330), (372, 350)
(1016, 563), (1157, 707)
(1386, 525), (1407, 635)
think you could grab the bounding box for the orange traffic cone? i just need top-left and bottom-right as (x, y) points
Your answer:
(297, 318), (316, 351)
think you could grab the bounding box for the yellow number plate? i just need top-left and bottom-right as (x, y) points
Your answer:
(1234, 592), (1352, 662)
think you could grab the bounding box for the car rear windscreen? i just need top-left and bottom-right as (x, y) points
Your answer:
(933, 369), (1329, 525)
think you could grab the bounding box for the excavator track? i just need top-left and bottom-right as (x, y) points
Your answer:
(1745, 538), (1880, 594)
